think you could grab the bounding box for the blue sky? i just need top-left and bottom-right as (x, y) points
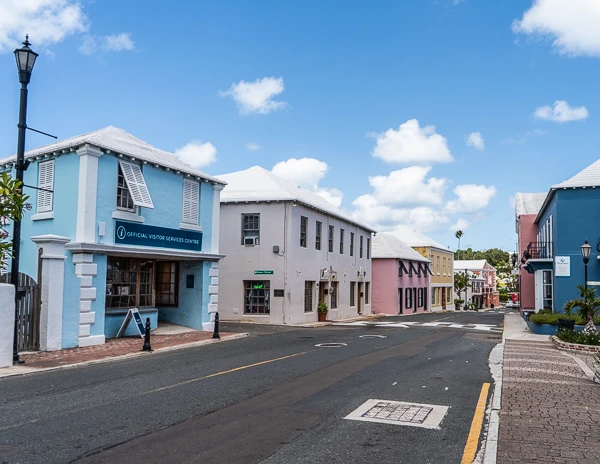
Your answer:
(1, 0), (599, 252)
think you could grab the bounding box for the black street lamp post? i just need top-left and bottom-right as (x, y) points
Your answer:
(581, 240), (592, 299)
(11, 36), (38, 364)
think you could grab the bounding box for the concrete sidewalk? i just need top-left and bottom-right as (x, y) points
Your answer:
(494, 314), (600, 464)
(0, 330), (248, 379)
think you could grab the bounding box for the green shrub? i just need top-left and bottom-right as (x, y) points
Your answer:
(557, 329), (600, 346)
(528, 313), (600, 326)
(499, 294), (508, 302)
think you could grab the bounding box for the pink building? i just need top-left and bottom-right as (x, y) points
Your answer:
(372, 234), (431, 315)
(515, 193), (547, 311)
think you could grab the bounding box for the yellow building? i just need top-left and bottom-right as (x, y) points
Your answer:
(389, 227), (455, 311)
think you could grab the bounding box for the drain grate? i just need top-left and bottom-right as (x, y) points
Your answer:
(345, 399), (449, 429)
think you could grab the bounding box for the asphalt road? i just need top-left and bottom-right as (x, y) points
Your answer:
(0, 310), (503, 464)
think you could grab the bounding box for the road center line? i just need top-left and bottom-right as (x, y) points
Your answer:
(143, 350), (314, 395)
(461, 382), (490, 464)
(432, 315), (457, 322)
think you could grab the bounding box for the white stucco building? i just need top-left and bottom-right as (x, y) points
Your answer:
(217, 166), (375, 325)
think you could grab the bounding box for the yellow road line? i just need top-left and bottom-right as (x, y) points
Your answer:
(461, 382), (490, 464)
(143, 350), (313, 395)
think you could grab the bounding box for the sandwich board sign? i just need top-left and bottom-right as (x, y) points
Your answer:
(116, 308), (146, 338)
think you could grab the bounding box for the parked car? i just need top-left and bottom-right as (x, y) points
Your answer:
(505, 301), (520, 309)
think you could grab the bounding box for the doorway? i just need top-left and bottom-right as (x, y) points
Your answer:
(358, 282), (364, 314)
(398, 288), (403, 314)
(441, 288), (447, 310)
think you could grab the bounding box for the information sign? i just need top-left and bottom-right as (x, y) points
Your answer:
(116, 308), (146, 338)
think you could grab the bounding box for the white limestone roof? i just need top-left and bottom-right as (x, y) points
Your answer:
(454, 260), (488, 270)
(0, 126), (225, 184)
(515, 192), (547, 216)
(553, 159), (600, 189)
(217, 166), (376, 233)
(372, 233), (430, 262)
(387, 225), (452, 252)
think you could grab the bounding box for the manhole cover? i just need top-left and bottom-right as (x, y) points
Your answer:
(345, 399), (449, 429)
(359, 335), (387, 339)
(315, 342), (347, 348)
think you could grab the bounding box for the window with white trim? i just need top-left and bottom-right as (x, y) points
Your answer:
(182, 179), (200, 225)
(117, 160), (154, 211)
(37, 160), (54, 213)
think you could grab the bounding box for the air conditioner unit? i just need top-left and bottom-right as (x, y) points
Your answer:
(330, 273), (338, 281)
(244, 236), (259, 246)
(320, 269), (329, 281)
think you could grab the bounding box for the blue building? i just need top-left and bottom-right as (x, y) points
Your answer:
(0, 126), (224, 350)
(521, 159), (600, 314)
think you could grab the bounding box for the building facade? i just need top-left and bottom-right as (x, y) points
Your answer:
(454, 260), (499, 309)
(389, 226), (455, 311)
(218, 166), (374, 325)
(372, 234), (431, 315)
(0, 126), (224, 350)
(515, 192), (546, 311)
(520, 159), (600, 314)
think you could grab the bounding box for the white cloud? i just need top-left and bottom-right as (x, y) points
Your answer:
(450, 218), (469, 231)
(219, 77), (287, 115)
(466, 132), (485, 151)
(367, 166), (446, 206)
(513, 0), (600, 57)
(272, 158), (343, 208)
(174, 141), (217, 169)
(314, 188), (344, 208)
(370, 119), (453, 165)
(246, 143), (261, 151)
(0, 0), (88, 53)
(79, 33), (135, 55)
(534, 100), (589, 123)
(445, 184), (497, 213)
(351, 194), (450, 232)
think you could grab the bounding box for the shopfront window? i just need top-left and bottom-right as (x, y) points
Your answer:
(244, 280), (270, 314)
(106, 257), (155, 309)
(156, 261), (179, 306)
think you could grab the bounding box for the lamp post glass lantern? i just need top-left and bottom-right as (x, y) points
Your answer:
(581, 240), (592, 297)
(10, 35), (37, 364)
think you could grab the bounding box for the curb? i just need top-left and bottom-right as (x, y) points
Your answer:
(0, 332), (250, 380)
(477, 341), (504, 464)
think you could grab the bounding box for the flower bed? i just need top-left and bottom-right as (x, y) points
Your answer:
(551, 336), (600, 353)
(526, 320), (585, 335)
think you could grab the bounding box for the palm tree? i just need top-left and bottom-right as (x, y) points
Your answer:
(455, 230), (463, 260)
(563, 285), (600, 333)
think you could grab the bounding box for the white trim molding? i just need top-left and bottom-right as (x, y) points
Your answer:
(180, 222), (203, 232)
(76, 145), (103, 243)
(72, 252), (103, 347)
(31, 211), (55, 221)
(112, 210), (144, 223)
(211, 183), (224, 254)
(65, 242), (225, 261)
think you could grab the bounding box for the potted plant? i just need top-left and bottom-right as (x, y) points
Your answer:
(564, 285), (600, 334)
(454, 299), (464, 311)
(317, 302), (328, 322)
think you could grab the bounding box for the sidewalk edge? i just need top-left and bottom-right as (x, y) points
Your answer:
(0, 332), (250, 379)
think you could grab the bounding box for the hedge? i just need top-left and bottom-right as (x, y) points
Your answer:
(528, 313), (600, 326)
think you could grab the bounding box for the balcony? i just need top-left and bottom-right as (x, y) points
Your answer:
(524, 241), (553, 260)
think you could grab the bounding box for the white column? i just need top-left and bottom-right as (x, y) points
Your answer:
(31, 234), (70, 351)
(0, 284), (15, 367)
(75, 144), (103, 243)
(211, 183), (224, 254)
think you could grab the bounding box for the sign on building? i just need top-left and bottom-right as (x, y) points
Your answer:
(114, 220), (202, 251)
(555, 256), (570, 277)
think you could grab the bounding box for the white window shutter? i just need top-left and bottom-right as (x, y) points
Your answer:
(118, 160), (154, 209)
(37, 160), (54, 213)
(182, 179), (199, 224)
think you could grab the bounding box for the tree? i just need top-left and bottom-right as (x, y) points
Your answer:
(455, 230), (463, 251)
(564, 285), (600, 333)
(454, 271), (470, 310)
(0, 172), (30, 271)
